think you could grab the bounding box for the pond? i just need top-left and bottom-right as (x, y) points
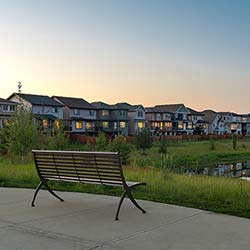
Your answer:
(186, 161), (250, 178)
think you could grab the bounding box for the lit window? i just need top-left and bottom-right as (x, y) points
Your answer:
(178, 122), (183, 129)
(120, 122), (126, 128)
(187, 123), (193, 129)
(137, 122), (144, 129)
(102, 110), (109, 116)
(85, 122), (92, 130)
(54, 120), (60, 129)
(165, 122), (172, 128)
(114, 122), (117, 130)
(75, 121), (83, 129)
(74, 109), (80, 115)
(102, 122), (109, 128)
(42, 119), (48, 129)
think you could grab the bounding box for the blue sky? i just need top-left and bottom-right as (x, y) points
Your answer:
(0, 0), (250, 112)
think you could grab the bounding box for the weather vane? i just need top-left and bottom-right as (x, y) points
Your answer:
(18, 81), (22, 93)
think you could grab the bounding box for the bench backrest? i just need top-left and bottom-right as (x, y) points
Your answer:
(32, 150), (125, 186)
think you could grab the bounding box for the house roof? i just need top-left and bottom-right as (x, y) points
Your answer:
(115, 102), (144, 111)
(8, 93), (63, 107)
(146, 104), (185, 113)
(53, 96), (95, 109)
(201, 110), (218, 123)
(186, 107), (204, 116)
(0, 97), (18, 105)
(91, 102), (130, 110)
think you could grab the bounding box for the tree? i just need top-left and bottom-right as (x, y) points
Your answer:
(96, 132), (108, 151)
(134, 128), (153, 154)
(3, 109), (39, 156)
(109, 135), (131, 164)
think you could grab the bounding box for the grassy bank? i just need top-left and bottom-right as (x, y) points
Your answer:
(1, 157), (250, 218)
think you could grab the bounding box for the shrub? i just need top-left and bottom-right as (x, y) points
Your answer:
(134, 128), (153, 154)
(109, 135), (131, 164)
(96, 132), (108, 151)
(2, 109), (39, 157)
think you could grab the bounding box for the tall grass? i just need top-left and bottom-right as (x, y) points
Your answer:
(1, 158), (250, 218)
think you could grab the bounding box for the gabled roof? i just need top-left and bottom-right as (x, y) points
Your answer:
(115, 102), (144, 111)
(91, 102), (130, 110)
(8, 93), (63, 107)
(145, 107), (160, 113)
(150, 103), (185, 113)
(201, 110), (218, 123)
(0, 97), (18, 105)
(186, 107), (204, 116)
(91, 101), (111, 109)
(54, 96), (95, 109)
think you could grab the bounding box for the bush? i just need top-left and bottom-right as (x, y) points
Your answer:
(96, 132), (108, 151)
(109, 135), (131, 164)
(134, 128), (153, 154)
(2, 109), (39, 157)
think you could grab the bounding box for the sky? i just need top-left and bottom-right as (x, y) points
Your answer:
(0, 0), (250, 113)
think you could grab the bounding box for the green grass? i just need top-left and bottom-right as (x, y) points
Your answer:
(130, 138), (250, 169)
(1, 156), (250, 219)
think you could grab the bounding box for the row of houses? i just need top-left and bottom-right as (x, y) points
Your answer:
(1, 92), (250, 136)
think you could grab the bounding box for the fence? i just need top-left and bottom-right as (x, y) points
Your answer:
(69, 133), (243, 144)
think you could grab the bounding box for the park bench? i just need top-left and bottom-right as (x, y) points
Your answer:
(31, 150), (146, 220)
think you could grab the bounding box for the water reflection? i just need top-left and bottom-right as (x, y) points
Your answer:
(186, 161), (250, 178)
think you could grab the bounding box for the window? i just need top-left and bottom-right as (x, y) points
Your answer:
(137, 111), (143, 117)
(102, 121), (109, 128)
(120, 110), (127, 116)
(52, 107), (58, 113)
(156, 113), (161, 120)
(164, 114), (171, 120)
(120, 122), (126, 128)
(85, 122), (92, 130)
(10, 105), (16, 111)
(165, 122), (172, 128)
(114, 122), (118, 130)
(178, 122), (183, 129)
(75, 121), (83, 129)
(54, 120), (60, 129)
(187, 123), (193, 129)
(137, 122), (144, 129)
(2, 105), (8, 111)
(42, 119), (48, 129)
(102, 110), (109, 116)
(89, 110), (95, 116)
(74, 109), (80, 115)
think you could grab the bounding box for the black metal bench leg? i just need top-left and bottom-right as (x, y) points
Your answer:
(44, 182), (64, 202)
(31, 181), (44, 207)
(115, 191), (127, 221)
(127, 190), (146, 214)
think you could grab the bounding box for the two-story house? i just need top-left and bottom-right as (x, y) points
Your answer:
(219, 112), (242, 134)
(187, 107), (209, 135)
(0, 98), (18, 129)
(8, 93), (63, 131)
(146, 104), (191, 135)
(202, 110), (226, 134)
(53, 96), (96, 134)
(91, 102), (129, 136)
(241, 114), (250, 136)
(116, 103), (146, 135)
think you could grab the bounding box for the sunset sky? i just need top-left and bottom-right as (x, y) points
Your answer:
(0, 0), (250, 113)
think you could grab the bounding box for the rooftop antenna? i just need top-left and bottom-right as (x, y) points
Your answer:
(18, 81), (22, 93)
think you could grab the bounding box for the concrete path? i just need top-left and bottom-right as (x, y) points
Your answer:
(0, 187), (249, 250)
